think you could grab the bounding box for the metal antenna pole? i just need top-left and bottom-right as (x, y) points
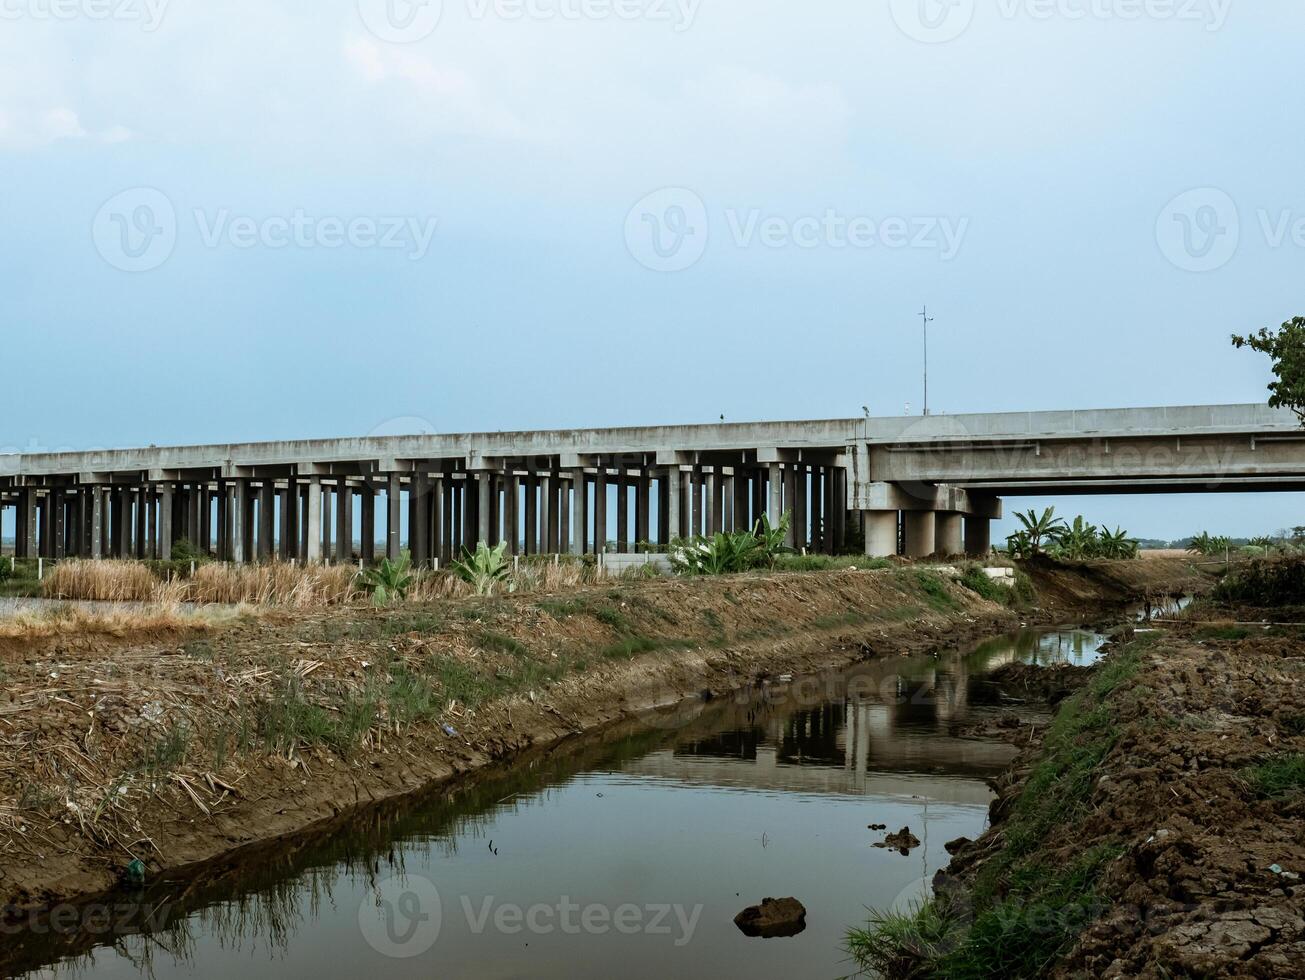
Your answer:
(919, 306), (934, 416)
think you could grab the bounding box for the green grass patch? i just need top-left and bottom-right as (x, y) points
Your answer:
(474, 629), (530, 658)
(772, 554), (892, 573)
(1245, 753), (1305, 799)
(593, 605), (633, 633)
(596, 635), (693, 661)
(908, 569), (958, 612)
(1194, 624), (1251, 641)
(536, 597), (589, 619)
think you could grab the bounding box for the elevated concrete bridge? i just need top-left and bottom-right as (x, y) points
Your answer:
(0, 403), (1300, 562)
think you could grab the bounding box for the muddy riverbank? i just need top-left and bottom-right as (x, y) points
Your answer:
(859, 592), (1305, 978)
(0, 558), (1204, 921)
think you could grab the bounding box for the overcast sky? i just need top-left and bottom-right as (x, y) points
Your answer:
(2, 0), (1301, 540)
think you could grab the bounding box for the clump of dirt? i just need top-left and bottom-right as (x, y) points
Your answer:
(734, 896), (807, 938)
(988, 661), (1092, 704)
(874, 827), (922, 854)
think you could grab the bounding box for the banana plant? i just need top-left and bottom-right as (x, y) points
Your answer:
(451, 541), (511, 596)
(358, 555), (414, 606)
(1099, 526), (1139, 559)
(1054, 516), (1101, 560)
(1014, 507), (1066, 556)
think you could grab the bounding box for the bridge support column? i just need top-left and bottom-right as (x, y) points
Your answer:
(864, 511), (897, 558)
(936, 512), (963, 556)
(767, 462), (783, 528)
(964, 516), (992, 556)
(904, 511), (936, 558)
(477, 472), (492, 548)
(385, 474), (401, 561)
(305, 478), (322, 562)
(666, 467), (682, 542)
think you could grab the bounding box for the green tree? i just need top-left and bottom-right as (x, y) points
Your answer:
(1232, 316), (1305, 423)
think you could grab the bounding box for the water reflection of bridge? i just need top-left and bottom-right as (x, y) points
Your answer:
(620, 652), (1021, 807)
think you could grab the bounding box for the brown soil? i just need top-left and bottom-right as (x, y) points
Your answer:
(0, 558), (1202, 924)
(946, 614), (1305, 978)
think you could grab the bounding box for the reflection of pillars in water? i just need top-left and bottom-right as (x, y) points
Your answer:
(935, 661), (971, 725)
(854, 701), (872, 785)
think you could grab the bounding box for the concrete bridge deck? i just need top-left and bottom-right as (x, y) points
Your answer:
(0, 403), (1299, 562)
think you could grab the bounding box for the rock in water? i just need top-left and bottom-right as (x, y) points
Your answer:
(874, 826), (922, 854)
(733, 897), (807, 938)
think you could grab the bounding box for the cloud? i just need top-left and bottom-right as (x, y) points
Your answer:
(343, 37), (530, 141)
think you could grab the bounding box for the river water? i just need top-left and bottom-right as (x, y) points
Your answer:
(6, 623), (1117, 980)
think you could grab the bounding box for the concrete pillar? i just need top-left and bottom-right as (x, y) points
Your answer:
(571, 470), (587, 554)
(964, 516), (992, 556)
(666, 467), (682, 541)
(258, 482), (275, 561)
(904, 511), (937, 558)
(279, 481), (296, 561)
(936, 512), (963, 556)
(307, 477), (323, 562)
(558, 478), (569, 555)
(332, 483), (348, 561)
(705, 470), (719, 536)
(411, 473), (430, 567)
(502, 473), (516, 553)
(539, 475), (553, 554)
(430, 476), (443, 565)
(215, 483), (228, 560)
(112, 489), (130, 558)
(594, 466), (607, 554)
(441, 478), (455, 564)
(477, 472), (492, 547)
(156, 486), (171, 561)
(832, 468), (847, 553)
(635, 471), (650, 550)
(732, 468), (749, 532)
(231, 481), (248, 563)
(615, 476), (628, 553)
(519, 475), (534, 555)
(133, 489), (146, 559)
(16, 489), (36, 558)
(865, 510), (897, 558)
(767, 462), (783, 528)
(360, 482), (376, 563)
(384, 474), (401, 561)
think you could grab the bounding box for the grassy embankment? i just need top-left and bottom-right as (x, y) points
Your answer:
(849, 554), (1305, 979)
(1, 560), (1033, 909)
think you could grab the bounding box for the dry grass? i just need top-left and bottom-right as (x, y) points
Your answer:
(185, 563), (360, 606)
(42, 560), (361, 606)
(0, 603), (239, 641)
(43, 561), (159, 602)
(40, 556), (619, 608)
